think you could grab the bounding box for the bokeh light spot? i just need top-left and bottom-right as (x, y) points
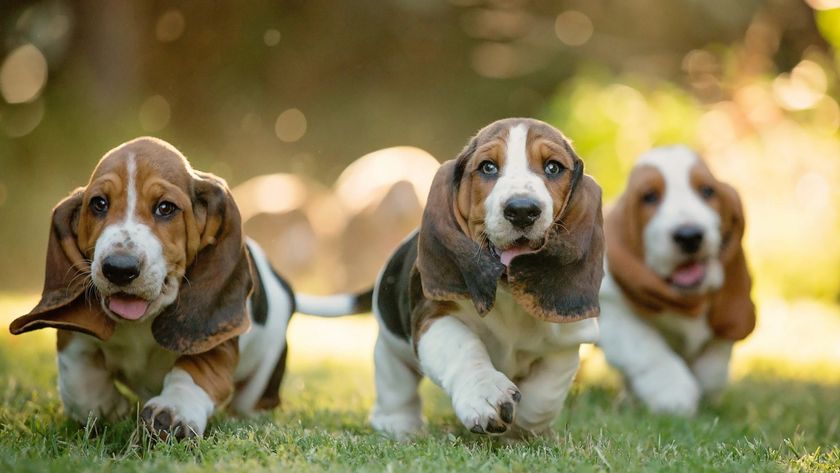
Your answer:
(0, 44), (48, 104)
(139, 95), (171, 132)
(264, 29), (282, 46)
(773, 60), (827, 110)
(0, 99), (44, 137)
(156, 9), (185, 42)
(554, 11), (593, 46)
(275, 108), (307, 142)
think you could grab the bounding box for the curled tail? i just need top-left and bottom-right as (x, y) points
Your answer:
(294, 288), (374, 317)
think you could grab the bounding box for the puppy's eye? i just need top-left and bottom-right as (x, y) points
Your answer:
(544, 160), (564, 176)
(641, 190), (660, 205)
(90, 196), (109, 215)
(479, 160), (499, 176)
(154, 201), (179, 218)
(699, 185), (715, 200)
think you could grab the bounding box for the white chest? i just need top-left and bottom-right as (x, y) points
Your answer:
(95, 319), (178, 401)
(453, 288), (598, 380)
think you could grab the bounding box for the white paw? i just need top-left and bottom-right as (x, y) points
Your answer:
(632, 363), (700, 417)
(140, 398), (205, 440)
(139, 369), (214, 440)
(370, 410), (424, 441)
(63, 389), (131, 424)
(452, 371), (521, 434)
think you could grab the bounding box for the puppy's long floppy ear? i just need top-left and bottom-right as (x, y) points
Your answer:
(9, 190), (115, 339)
(152, 171), (253, 354)
(417, 144), (505, 315)
(605, 187), (707, 316)
(707, 183), (755, 340)
(507, 161), (604, 322)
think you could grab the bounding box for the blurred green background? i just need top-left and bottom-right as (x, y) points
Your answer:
(1, 0), (839, 304)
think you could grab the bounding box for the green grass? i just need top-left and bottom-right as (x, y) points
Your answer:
(1, 295), (839, 472)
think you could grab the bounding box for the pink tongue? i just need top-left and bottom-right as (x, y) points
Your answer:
(670, 262), (706, 287)
(108, 296), (149, 320)
(500, 247), (532, 267)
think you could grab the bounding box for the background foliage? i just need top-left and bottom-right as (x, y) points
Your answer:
(1, 0), (839, 302)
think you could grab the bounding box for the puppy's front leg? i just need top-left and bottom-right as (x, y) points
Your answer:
(691, 338), (734, 401)
(417, 316), (521, 434)
(141, 339), (238, 439)
(513, 349), (580, 434)
(57, 331), (130, 424)
(600, 303), (700, 416)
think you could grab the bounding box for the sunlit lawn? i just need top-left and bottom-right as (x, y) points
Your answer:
(1, 293), (839, 472)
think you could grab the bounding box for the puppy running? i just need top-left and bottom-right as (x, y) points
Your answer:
(598, 146), (755, 416)
(312, 118), (605, 439)
(9, 137), (344, 439)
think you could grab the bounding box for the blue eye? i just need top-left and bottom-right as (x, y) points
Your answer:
(699, 185), (715, 200)
(544, 160), (564, 176)
(479, 161), (498, 176)
(90, 196), (109, 215)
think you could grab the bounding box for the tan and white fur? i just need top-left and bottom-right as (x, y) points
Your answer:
(10, 138), (359, 439)
(317, 118), (605, 440)
(599, 146), (755, 416)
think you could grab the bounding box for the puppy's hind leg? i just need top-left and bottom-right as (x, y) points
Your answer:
(370, 333), (423, 440)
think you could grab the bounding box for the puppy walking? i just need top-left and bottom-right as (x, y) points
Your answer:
(9, 138), (323, 439)
(323, 118), (606, 439)
(598, 146), (755, 416)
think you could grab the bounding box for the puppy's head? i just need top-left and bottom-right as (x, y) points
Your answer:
(10, 137), (252, 354)
(605, 146), (755, 339)
(628, 146), (727, 293)
(452, 118), (583, 266)
(417, 118), (604, 321)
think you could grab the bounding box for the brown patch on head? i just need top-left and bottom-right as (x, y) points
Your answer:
(453, 118), (583, 245)
(417, 118), (605, 322)
(605, 153), (755, 340)
(606, 163), (707, 316)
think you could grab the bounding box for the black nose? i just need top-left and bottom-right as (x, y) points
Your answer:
(672, 225), (704, 254)
(503, 198), (542, 229)
(102, 254), (141, 286)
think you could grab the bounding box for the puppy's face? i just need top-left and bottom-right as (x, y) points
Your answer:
(631, 146), (725, 293)
(78, 139), (197, 322)
(455, 119), (580, 266)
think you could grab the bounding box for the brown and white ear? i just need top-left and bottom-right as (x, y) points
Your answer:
(507, 165), (604, 321)
(604, 187), (706, 316)
(9, 190), (115, 340)
(416, 145), (505, 315)
(708, 183), (755, 340)
(152, 172), (253, 354)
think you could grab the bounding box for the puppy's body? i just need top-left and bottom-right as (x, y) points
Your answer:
(363, 119), (604, 439)
(598, 146), (755, 416)
(11, 138), (297, 438)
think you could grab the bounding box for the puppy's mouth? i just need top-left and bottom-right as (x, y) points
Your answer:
(667, 260), (707, 290)
(489, 237), (541, 267)
(106, 293), (151, 320)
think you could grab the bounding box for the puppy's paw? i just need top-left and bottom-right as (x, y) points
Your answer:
(452, 371), (520, 435)
(140, 401), (202, 440)
(370, 411), (424, 441)
(632, 363), (700, 417)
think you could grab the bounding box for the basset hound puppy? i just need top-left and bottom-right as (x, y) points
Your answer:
(358, 118), (605, 439)
(598, 146), (755, 416)
(8, 137), (313, 439)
